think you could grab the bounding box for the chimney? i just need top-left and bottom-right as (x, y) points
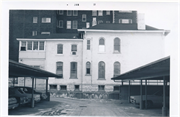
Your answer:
(137, 13), (145, 30)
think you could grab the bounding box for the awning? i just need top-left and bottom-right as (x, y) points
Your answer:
(111, 56), (170, 81)
(9, 60), (62, 78)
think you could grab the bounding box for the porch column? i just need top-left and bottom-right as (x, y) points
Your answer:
(31, 77), (35, 108)
(140, 80), (143, 109)
(145, 80), (147, 109)
(34, 78), (36, 89)
(24, 77), (25, 87)
(162, 77), (167, 116)
(128, 80), (131, 103)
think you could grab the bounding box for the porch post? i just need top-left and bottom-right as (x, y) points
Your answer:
(31, 77), (35, 108)
(140, 80), (143, 109)
(162, 77), (167, 116)
(24, 77), (25, 87)
(145, 80), (147, 109)
(128, 80), (131, 103)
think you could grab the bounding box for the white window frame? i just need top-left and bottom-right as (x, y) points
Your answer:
(67, 21), (71, 29)
(73, 10), (78, 16)
(82, 14), (86, 22)
(42, 18), (51, 23)
(20, 41), (45, 51)
(58, 10), (63, 15)
(92, 10), (97, 16)
(98, 10), (103, 16)
(67, 11), (72, 16)
(72, 20), (78, 29)
(33, 17), (38, 23)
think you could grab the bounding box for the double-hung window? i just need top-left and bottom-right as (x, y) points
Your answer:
(20, 41), (26, 51)
(39, 41), (44, 50)
(106, 11), (110, 15)
(33, 17), (38, 23)
(87, 40), (90, 50)
(99, 38), (105, 52)
(56, 62), (63, 78)
(92, 10), (97, 16)
(82, 14), (86, 22)
(72, 21), (78, 29)
(57, 44), (63, 54)
(86, 62), (91, 75)
(114, 62), (120, 77)
(71, 44), (77, 55)
(20, 41), (44, 51)
(67, 11), (72, 16)
(32, 31), (37, 36)
(42, 18), (51, 23)
(67, 21), (71, 29)
(70, 62), (77, 78)
(98, 61), (105, 79)
(98, 11), (103, 16)
(73, 11), (78, 16)
(114, 38), (120, 53)
(33, 41), (38, 50)
(27, 41), (33, 50)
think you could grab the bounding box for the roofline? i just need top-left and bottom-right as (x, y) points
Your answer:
(17, 38), (83, 41)
(111, 56), (170, 80)
(78, 29), (170, 36)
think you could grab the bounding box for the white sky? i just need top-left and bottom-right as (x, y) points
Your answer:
(1, 1), (180, 117)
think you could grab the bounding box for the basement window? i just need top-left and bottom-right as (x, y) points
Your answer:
(98, 85), (105, 91)
(114, 86), (120, 91)
(75, 85), (79, 91)
(60, 85), (67, 91)
(50, 85), (57, 90)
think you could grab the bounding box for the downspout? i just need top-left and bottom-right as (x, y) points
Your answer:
(81, 32), (84, 93)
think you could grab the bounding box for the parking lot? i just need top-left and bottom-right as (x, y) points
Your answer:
(9, 97), (167, 116)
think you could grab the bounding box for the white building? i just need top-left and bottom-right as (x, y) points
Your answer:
(17, 22), (169, 92)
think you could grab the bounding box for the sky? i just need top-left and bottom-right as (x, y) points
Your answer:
(1, 1), (180, 117)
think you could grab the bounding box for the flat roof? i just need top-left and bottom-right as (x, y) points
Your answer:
(9, 60), (62, 78)
(111, 56), (170, 81)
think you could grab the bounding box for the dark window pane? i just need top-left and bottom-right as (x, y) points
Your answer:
(57, 44), (63, 54)
(99, 38), (104, 45)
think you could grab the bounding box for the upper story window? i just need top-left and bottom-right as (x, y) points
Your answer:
(67, 11), (72, 16)
(57, 44), (63, 54)
(42, 18), (51, 23)
(71, 44), (77, 55)
(92, 10), (97, 16)
(86, 22), (90, 28)
(70, 62), (77, 78)
(57, 20), (63, 28)
(99, 38), (105, 52)
(98, 20), (103, 24)
(98, 11), (103, 16)
(114, 62), (120, 77)
(72, 20), (78, 29)
(67, 21), (71, 29)
(32, 31), (37, 36)
(33, 17), (38, 23)
(98, 61), (105, 79)
(73, 11), (78, 16)
(20, 41), (45, 51)
(114, 38), (120, 53)
(56, 62), (63, 78)
(106, 11), (110, 15)
(86, 62), (91, 75)
(92, 17), (97, 26)
(82, 14), (86, 22)
(119, 19), (132, 24)
(57, 10), (63, 15)
(87, 40), (90, 50)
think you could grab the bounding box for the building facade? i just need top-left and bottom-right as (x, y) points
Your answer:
(17, 22), (169, 92)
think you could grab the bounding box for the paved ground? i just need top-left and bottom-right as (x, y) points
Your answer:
(9, 97), (167, 116)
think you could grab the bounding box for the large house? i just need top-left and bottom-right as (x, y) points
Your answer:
(16, 13), (169, 92)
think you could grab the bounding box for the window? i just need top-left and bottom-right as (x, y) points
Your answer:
(114, 38), (120, 52)
(57, 20), (63, 28)
(92, 18), (97, 26)
(98, 20), (103, 24)
(98, 10), (103, 16)
(39, 41), (44, 50)
(73, 10), (78, 16)
(114, 86), (120, 91)
(70, 62), (77, 78)
(57, 44), (63, 54)
(106, 11), (110, 15)
(33, 17), (38, 23)
(87, 40), (90, 50)
(86, 62), (91, 75)
(98, 61), (105, 79)
(92, 10), (97, 16)
(41, 32), (50, 35)
(60, 85), (67, 91)
(114, 62), (120, 77)
(86, 22), (90, 28)
(49, 85), (57, 90)
(75, 85), (79, 91)
(119, 19), (132, 24)
(32, 31), (37, 36)
(58, 10), (63, 15)
(42, 18), (51, 23)
(12, 78), (18, 84)
(99, 38), (105, 52)
(27, 41), (32, 50)
(98, 85), (105, 91)
(72, 20), (78, 29)
(67, 11), (72, 16)
(20, 41), (26, 51)
(33, 41), (38, 50)
(71, 44), (77, 55)
(82, 14), (86, 22)
(67, 21), (71, 29)
(56, 62), (63, 78)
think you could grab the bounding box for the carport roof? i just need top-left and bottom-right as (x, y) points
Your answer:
(111, 56), (170, 81)
(9, 60), (62, 78)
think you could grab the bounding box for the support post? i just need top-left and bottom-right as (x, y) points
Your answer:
(46, 78), (50, 101)
(145, 80), (147, 109)
(128, 80), (131, 103)
(24, 77), (25, 87)
(140, 80), (143, 109)
(162, 77), (167, 116)
(34, 78), (36, 89)
(13, 78), (15, 87)
(31, 77), (35, 108)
